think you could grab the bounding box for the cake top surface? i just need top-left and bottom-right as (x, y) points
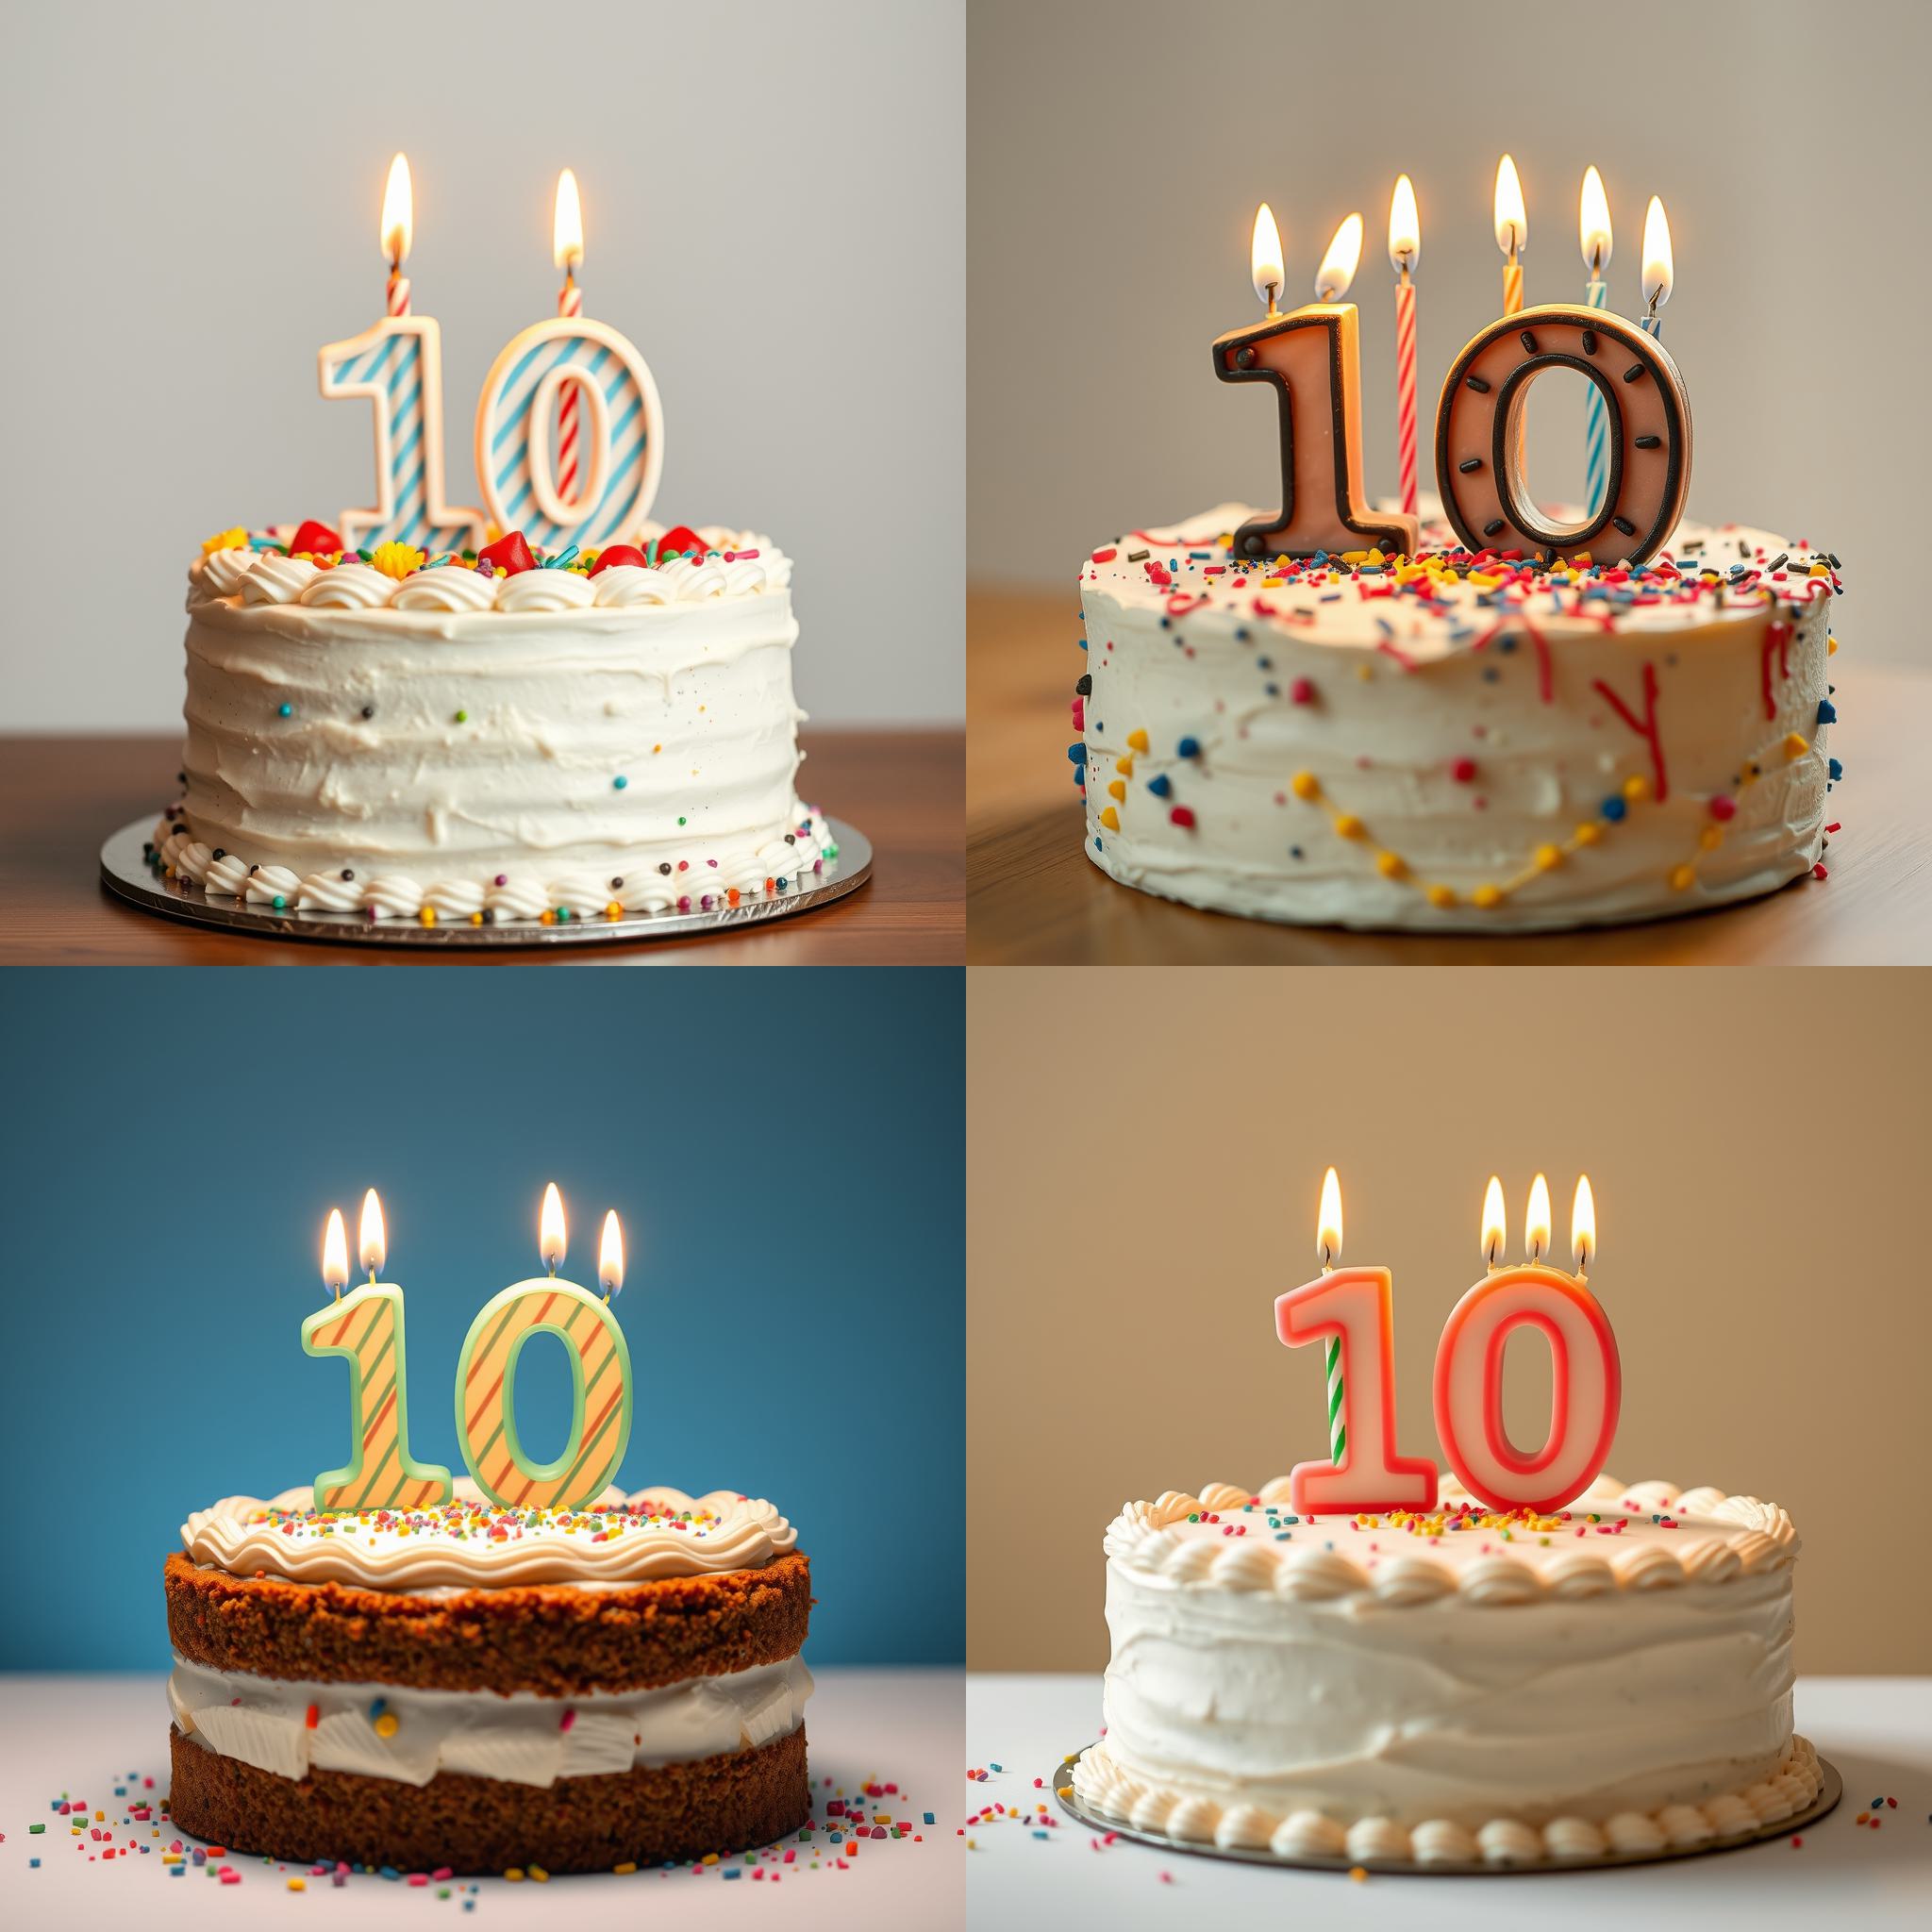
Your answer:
(1105, 1473), (1796, 1605)
(1081, 503), (1841, 658)
(187, 522), (789, 619)
(184, 1480), (797, 1591)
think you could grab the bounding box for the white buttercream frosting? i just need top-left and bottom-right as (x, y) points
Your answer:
(165, 526), (831, 920)
(181, 1481), (798, 1591)
(1085, 1474), (1801, 1846)
(169, 1652), (811, 1790)
(1077, 503), (1841, 931)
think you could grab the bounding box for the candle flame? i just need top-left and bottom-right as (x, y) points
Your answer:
(1642, 195), (1674, 312)
(1250, 202), (1284, 312)
(1315, 213), (1363, 301)
(322, 1208), (349, 1296)
(1572, 1174), (1596, 1275)
(1493, 154), (1526, 258)
(1387, 174), (1420, 273)
(1317, 1167), (1343, 1269)
(1481, 1175), (1507, 1267)
(540, 1182), (566, 1272)
(1579, 165), (1612, 272)
(381, 153), (413, 268)
(599, 1209), (625, 1298)
(1526, 1174), (1552, 1263)
(553, 167), (584, 275)
(358, 1188), (386, 1279)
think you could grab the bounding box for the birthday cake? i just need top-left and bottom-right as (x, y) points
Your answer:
(1073, 1473), (1813, 1865)
(148, 522), (831, 924)
(1072, 507), (1843, 931)
(164, 1483), (813, 1874)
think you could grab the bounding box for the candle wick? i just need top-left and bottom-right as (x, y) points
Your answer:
(1264, 280), (1280, 321)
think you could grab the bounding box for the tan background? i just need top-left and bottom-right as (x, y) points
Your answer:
(967, 0), (1924, 664)
(967, 967), (1932, 1674)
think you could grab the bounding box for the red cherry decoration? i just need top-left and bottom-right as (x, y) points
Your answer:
(590, 544), (650, 576)
(655, 525), (705, 560)
(477, 531), (537, 576)
(289, 520), (343, 557)
(1451, 757), (1478, 783)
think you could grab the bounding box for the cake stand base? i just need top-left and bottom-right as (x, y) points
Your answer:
(1051, 1742), (1842, 1876)
(99, 816), (872, 949)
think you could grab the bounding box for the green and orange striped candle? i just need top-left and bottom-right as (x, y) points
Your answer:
(454, 1183), (634, 1512)
(301, 1191), (452, 1514)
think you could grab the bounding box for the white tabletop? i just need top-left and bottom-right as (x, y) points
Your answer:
(0, 1668), (963, 1929)
(965, 1674), (1930, 1930)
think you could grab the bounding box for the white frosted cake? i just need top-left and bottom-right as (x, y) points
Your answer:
(151, 524), (830, 924)
(1074, 1473), (1815, 1865)
(1073, 506), (1843, 931)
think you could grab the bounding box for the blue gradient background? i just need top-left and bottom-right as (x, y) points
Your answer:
(0, 968), (964, 1671)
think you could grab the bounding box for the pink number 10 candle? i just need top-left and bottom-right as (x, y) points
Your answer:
(302, 1191), (452, 1513)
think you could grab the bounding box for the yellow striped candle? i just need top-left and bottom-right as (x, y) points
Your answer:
(455, 1187), (632, 1510)
(1495, 155), (1526, 315)
(301, 1194), (452, 1513)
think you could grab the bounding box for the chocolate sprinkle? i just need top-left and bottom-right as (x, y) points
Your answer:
(1518, 329), (1538, 353)
(1623, 363), (1646, 383)
(1126, 549), (1150, 562)
(1613, 516), (1637, 537)
(1458, 458), (1483, 474)
(1581, 329), (1598, 355)
(1466, 375), (1491, 393)
(1635, 435), (1661, 449)
(1483, 518), (1506, 538)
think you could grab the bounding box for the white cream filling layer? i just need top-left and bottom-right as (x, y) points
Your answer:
(168, 1653), (811, 1790)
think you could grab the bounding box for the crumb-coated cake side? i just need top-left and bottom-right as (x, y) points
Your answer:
(168, 1724), (810, 1874)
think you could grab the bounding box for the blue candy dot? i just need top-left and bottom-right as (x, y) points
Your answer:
(1828, 758), (1843, 780)
(1816, 699), (1837, 724)
(1177, 736), (1201, 758)
(612, 774), (628, 790)
(1601, 795), (1627, 823)
(1147, 774), (1172, 797)
(1067, 741), (1088, 766)
(277, 702), (292, 717)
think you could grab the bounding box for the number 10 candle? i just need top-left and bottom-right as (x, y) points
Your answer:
(301, 1191), (452, 1513)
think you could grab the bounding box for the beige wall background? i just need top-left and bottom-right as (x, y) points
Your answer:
(967, 967), (1932, 1675)
(968, 0), (1924, 664)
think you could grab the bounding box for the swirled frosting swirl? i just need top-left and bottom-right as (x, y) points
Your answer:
(183, 1480), (798, 1591)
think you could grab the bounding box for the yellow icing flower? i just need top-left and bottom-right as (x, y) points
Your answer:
(370, 541), (426, 582)
(201, 527), (249, 557)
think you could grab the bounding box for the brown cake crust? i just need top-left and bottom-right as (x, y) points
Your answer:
(168, 1723), (809, 1874)
(164, 1547), (811, 1695)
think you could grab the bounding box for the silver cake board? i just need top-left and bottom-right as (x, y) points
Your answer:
(1051, 1742), (1842, 1877)
(100, 816), (871, 949)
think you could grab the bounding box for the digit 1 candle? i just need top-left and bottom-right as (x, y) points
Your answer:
(318, 154), (487, 555)
(1580, 166), (1613, 516)
(553, 170), (586, 506)
(1212, 208), (1419, 562)
(1388, 175), (1421, 521)
(1495, 156), (1527, 316)
(1433, 1174), (1621, 1514)
(455, 1185), (633, 1511)
(301, 1191), (452, 1514)
(1640, 195), (1674, 341)
(1273, 1169), (1438, 1515)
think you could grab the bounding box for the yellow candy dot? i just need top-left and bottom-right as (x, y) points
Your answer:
(1826, 634), (1839, 656)
(1116, 754), (1135, 777)
(1623, 774), (1648, 802)
(605, 901), (624, 919)
(417, 907), (436, 926)
(1333, 813), (1367, 840)
(1098, 806), (1120, 831)
(1291, 771), (1322, 802)
(1126, 728), (1150, 753)
(374, 1711), (400, 1738)
(470, 910), (483, 924)
(1472, 884), (1504, 909)
(1669, 863), (1695, 891)
(1699, 824), (1724, 851)
(1425, 884), (1457, 908)
(1784, 732), (1809, 759)
(1356, 663), (1375, 681)
(1574, 822), (1601, 846)
(1375, 850), (1407, 879)
(1535, 843), (1562, 871)
(1107, 779), (1126, 802)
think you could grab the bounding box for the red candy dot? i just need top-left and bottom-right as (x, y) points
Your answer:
(1290, 677), (1317, 705)
(1451, 757), (1478, 783)
(1169, 806), (1197, 829)
(1708, 794), (1737, 821)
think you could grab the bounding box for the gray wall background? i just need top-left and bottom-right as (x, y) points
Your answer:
(970, 0), (1924, 665)
(1, 0), (964, 729)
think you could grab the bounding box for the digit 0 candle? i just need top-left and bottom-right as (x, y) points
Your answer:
(1432, 1173), (1620, 1513)
(1273, 1169), (1438, 1515)
(301, 1191), (452, 1513)
(454, 1185), (633, 1511)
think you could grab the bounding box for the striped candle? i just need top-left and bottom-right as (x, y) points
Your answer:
(1583, 273), (1611, 512)
(557, 275), (584, 501)
(302, 1203), (451, 1514)
(1495, 155), (1527, 316)
(1324, 1335), (1347, 1463)
(455, 1276), (633, 1510)
(1640, 195), (1674, 343)
(1389, 175), (1420, 522)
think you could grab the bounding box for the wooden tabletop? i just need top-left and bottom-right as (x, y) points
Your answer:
(968, 589), (1932, 966)
(1, 730), (963, 965)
